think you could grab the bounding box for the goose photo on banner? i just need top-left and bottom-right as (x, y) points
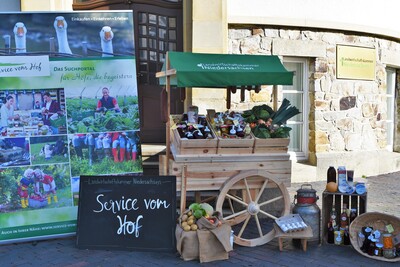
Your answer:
(13, 22), (27, 53)
(1, 12), (135, 57)
(54, 16), (72, 54)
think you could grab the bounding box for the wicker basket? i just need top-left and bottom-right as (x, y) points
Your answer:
(349, 212), (400, 262)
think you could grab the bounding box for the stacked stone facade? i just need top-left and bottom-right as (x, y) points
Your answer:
(223, 27), (400, 176)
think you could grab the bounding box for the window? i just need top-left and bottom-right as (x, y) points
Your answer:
(283, 58), (309, 160)
(137, 12), (177, 85)
(386, 68), (396, 151)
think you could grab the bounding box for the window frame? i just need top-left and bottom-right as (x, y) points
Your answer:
(282, 57), (309, 161)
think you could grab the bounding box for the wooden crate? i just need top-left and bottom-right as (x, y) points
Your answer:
(161, 154), (291, 191)
(321, 190), (367, 244)
(217, 135), (255, 154)
(252, 136), (290, 154)
(170, 114), (218, 156)
(171, 128), (218, 155)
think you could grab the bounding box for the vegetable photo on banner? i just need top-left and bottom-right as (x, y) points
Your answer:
(242, 98), (300, 139)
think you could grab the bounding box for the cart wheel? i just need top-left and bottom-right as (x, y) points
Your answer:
(215, 170), (290, 247)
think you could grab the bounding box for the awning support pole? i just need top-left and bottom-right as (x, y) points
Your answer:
(165, 52), (171, 173)
(273, 85), (278, 111)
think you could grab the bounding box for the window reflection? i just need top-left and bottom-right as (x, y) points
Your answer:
(148, 26), (157, 37)
(159, 16), (167, 27)
(138, 13), (147, 23)
(159, 28), (166, 39)
(169, 30), (176, 40)
(149, 14), (157, 24)
(139, 37), (147, 48)
(168, 17), (176, 28)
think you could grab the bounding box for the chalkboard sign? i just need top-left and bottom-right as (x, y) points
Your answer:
(76, 175), (176, 251)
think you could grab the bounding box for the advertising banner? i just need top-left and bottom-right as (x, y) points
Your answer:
(0, 11), (141, 244)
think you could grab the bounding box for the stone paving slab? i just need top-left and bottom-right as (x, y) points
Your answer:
(1, 171), (399, 266)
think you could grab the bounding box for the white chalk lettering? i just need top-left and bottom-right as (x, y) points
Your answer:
(93, 194), (139, 214)
(117, 215), (143, 237)
(144, 199), (170, 209)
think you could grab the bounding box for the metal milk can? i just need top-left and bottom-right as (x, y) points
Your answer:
(292, 183), (321, 244)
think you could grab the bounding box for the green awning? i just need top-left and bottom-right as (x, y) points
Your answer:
(157, 51), (293, 87)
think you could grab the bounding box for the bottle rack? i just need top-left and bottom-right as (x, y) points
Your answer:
(321, 190), (367, 244)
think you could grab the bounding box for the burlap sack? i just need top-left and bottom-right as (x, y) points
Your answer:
(176, 211), (232, 263)
(175, 224), (199, 261)
(197, 223), (232, 263)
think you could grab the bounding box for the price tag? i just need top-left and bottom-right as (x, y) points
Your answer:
(386, 224), (394, 233)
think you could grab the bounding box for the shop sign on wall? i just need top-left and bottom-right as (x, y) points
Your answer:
(336, 45), (376, 80)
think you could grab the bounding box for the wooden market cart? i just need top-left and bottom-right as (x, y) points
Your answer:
(156, 52), (294, 247)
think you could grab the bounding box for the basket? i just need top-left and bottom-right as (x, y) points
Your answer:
(349, 212), (400, 262)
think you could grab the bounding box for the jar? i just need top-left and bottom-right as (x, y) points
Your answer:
(355, 182), (367, 194)
(383, 248), (396, 259)
(375, 243), (383, 256)
(357, 232), (365, 248)
(334, 230), (343, 245)
(383, 233), (394, 249)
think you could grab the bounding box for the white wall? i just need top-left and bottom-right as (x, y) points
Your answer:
(21, 0), (72, 11)
(227, 0), (400, 40)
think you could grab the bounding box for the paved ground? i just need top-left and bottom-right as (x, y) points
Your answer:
(1, 170), (399, 267)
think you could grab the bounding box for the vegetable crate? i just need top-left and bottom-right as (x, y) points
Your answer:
(252, 136), (289, 154)
(216, 135), (254, 154)
(170, 114), (219, 155)
(170, 114), (290, 157)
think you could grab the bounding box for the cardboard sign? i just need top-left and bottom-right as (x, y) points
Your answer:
(76, 175), (176, 251)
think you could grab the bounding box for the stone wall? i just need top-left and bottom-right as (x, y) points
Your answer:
(221, 26), (400, 178)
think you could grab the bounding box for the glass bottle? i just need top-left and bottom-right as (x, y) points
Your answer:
(330, 207), (338, 229)
(244, 124), (251, 135)
(349, 208), (357, 224)
(327, 166), (336, 183)
(185, 131), (194, 139)
(229, 125), (236, 137)
(343, 226), (350, 245)
(368, 238), (377, 256)
(203, 126), (213, 139)
(193, 130), (203, 139)
(340, 204), (349, 229)
(236, 125), (245, 138)
(327, 222), (335, 244)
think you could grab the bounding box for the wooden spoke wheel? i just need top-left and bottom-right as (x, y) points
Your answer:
(215, 170), (291, 247)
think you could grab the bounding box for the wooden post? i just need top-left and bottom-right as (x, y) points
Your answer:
(273, 85), (278, 111)
(165, 52), (171, 173)
(180, 164), (188, 213)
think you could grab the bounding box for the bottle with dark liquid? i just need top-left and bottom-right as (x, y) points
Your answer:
(349, 208), (357, 224)
(343, 226), (350, 245)
(327, 221), (335, 244)
(327, 166), (336, 183)
(340, 203), (349, 229)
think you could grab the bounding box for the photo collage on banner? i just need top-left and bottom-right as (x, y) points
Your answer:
(0, 11), (141, 243)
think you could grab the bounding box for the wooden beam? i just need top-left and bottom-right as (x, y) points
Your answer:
(156, 69), (177, 78)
